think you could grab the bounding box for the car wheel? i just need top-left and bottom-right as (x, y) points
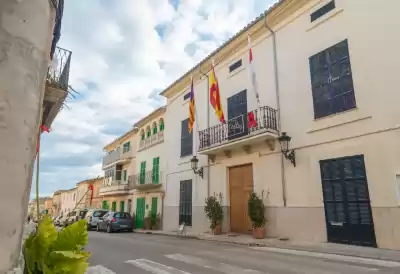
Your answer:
(107, 224), (112, 233)
(96, 225), (100, 232)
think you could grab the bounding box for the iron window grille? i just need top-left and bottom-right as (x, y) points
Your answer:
(229, 59), (243, 73)
(311, 1), (335, 22)
(179, 180), (192, 226)
(181, 118), (193, 157)
(309, 39), (356, 119)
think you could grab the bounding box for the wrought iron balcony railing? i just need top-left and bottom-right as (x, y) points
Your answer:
(198, 105), (278, 150)
(128, 170), (163, 187)
(47, 46), (71, 90)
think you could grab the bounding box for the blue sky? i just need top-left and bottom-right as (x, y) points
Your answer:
(33, 0), (277, 197)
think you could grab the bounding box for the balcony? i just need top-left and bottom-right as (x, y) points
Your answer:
(42, 46), (72, 129)
(129, 170), (163, 191)
(99, 180), (133, 196)
(139, 131), (164, 151)
(198, 106), (278, 155)
(102, 148), (134, 168)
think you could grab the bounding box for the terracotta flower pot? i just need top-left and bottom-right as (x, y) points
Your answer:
(252, 227), (265, 239)
(213, 224), (222, 235)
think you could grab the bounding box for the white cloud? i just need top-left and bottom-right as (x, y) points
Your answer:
(36, 0), (278, 196)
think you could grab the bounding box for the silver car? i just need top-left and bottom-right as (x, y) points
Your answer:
(85, 209), (109, 230)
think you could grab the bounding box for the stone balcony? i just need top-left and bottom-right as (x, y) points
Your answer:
(138, 131), (164, 151)
(102, 148), (134, 168)
(99, 180), (133, 196)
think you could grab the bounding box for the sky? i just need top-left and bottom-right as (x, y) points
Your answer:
(33, 0), (277, 197)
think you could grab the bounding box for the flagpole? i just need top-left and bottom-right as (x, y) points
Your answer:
(35, 131), (41, 218)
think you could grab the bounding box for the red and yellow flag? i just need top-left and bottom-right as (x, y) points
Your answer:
(209, 61), (225, 123)
(188, 77), (195, 133)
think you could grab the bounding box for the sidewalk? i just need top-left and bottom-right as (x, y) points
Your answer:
(133, 229), (400, 262)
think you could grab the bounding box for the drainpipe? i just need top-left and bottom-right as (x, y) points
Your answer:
(199, 67), (210, 198)
(264, 13), (287, 207)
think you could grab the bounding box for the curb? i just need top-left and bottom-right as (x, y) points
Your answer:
(133, 230), (198, 240)
(133, 231), (400, 262)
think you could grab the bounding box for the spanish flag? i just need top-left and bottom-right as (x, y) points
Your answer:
(188, 76), (195, 133)
(209, 60), (225, 123)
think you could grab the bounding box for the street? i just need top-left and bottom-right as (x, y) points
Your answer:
(86, 231), (400, 274)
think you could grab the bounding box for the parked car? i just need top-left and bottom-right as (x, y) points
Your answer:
(59, 214), (70, 227)
(96, 212), (133, 233)
(54, 216), (62, 226)
(85, 209), (108, 230)
(64, 209), (89, 227)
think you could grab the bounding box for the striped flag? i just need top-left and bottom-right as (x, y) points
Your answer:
(188, 76), (195, 133)
(248, 35), (260, 106)
(209, 60), (225, 123)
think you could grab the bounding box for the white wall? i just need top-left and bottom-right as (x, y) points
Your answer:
(163, 0), (400, 246)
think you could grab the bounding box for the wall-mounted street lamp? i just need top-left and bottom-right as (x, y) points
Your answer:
(277, 132), (296, 167)
(190, 156), (204, 178)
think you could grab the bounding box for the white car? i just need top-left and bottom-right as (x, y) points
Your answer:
(85, 209), (109, 230)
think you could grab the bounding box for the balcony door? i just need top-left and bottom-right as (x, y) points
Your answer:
(228, 90), (248, 140)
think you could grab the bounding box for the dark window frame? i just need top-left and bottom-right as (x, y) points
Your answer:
(180, 118), (193, 157)
(179, 180), (192, 226)
(183, 92), (191, 101)
(309, 39), (356, 119)
(229, 59), (242, 73)
(311, 0), (335, 22)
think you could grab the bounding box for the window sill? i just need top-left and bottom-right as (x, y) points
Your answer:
(307, 109), (372, 134)
(306, 8), (344, 32)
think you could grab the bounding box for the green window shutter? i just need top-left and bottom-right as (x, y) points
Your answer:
(123, 170), (127, 181)
(153, 125), (158, 134)
(123, 141), (130, 152)
(140, 161), (146, 184)
(102, 201), (108, 210)
(120, 201), (125, 213)
(160, 121), (164, 131)
(112, 201), (117, 212)
(152, 157), (160, 184)
(151, 197), (158, 219)
(147, 128), (151, 137)
(141, 134), (145, 140)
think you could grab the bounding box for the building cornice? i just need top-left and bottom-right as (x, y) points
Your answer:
(133, 106), (166, 129)
(103, 127), (139, 151)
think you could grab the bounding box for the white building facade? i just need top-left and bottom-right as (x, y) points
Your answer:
(161, 0), (400, 250)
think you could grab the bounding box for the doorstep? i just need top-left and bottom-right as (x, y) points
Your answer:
(133, 230), (400, 262)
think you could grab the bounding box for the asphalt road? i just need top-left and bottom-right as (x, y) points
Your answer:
(86, 231), (399, 274)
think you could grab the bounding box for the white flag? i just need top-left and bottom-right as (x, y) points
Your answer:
(248, 35), (260, 107)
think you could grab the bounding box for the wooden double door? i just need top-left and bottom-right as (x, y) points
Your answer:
(229, 164), (253, 234)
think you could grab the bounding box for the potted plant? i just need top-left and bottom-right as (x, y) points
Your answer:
(248, 192), (266, 239)
(144, 210), (152, 230)
(204, 195), (223, 235)
(151, 213), (161, 230)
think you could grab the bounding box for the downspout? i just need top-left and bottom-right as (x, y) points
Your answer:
(264, 13), (287, 207)
(199, 67), (210, 198)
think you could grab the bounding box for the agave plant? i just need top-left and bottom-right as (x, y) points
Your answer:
(23, 215), (90, 274)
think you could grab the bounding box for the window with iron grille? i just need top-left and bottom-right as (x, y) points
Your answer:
(179, 180), (192, 226)
(229, 59), (242, 73)
(180, 118), (193, 157)
(309, 39), (356, 119)
(311, 1), (335, 22)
